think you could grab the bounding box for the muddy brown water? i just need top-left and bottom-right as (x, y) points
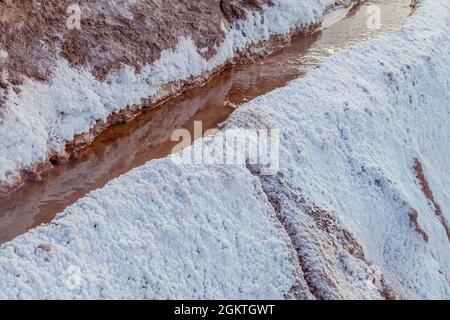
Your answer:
(0, 0), (413, 244)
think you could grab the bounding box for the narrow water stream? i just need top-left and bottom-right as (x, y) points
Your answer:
(0, 0), (413, 244)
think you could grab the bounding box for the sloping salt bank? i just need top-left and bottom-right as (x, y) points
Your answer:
(0, 0), (352, 187)
(1, 0), (449, 300)
(0, 161), (310, 299)
(223, 0), (450, 298)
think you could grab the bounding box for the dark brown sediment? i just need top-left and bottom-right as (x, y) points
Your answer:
(408, 209), (430, 243)
(413, 159), (450, 242)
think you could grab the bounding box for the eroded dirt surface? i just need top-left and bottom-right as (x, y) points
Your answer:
(408, 209), (430, 243)
(0, 0), (270, 84)
(414, 159), (450, 242)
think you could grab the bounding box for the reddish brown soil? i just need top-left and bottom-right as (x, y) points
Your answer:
(414, 159), (450, 242)
(410, 0), (420, 14)
(0, 0), (271, 84)
(221, 0), (273, 22)
(408, 209), (429, 243)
